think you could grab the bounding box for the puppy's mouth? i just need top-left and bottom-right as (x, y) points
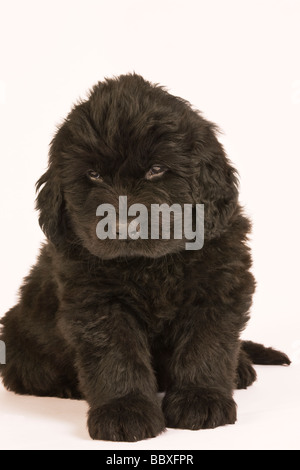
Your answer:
(87, 237), (185, 260)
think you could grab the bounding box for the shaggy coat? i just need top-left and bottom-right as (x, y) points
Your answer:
(0, 74), (290, 441)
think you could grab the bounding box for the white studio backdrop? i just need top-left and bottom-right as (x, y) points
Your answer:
(0, 0), (299, 450)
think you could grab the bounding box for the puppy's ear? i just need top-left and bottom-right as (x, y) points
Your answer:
(36, 167), (66, 246)
(195, 124), (239, 239)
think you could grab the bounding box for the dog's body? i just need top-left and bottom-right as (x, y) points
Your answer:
(0, 74), (290, 441)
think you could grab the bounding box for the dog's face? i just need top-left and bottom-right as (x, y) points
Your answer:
(36, 74), (238, 259)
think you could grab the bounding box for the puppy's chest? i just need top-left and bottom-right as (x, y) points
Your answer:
(125, 266), (184, 324)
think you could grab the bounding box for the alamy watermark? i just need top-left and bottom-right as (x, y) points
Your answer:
(0, 340), (6, 364)
(96, 196), (204, 251)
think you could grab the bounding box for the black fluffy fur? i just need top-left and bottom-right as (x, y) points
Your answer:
(0, 74), (290, 441)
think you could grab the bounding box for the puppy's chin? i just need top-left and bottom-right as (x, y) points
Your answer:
(83, 238), (186, 260)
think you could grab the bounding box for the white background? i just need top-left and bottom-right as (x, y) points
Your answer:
(0, 0), (299, 450)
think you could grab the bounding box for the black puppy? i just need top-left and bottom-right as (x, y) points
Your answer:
(0, 74), (290, 441)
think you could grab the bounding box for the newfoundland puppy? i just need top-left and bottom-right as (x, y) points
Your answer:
(0, 74), (290, 441)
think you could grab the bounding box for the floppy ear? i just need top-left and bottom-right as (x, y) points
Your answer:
(195, 124), (239, 239)
(36, 166), (66, 246)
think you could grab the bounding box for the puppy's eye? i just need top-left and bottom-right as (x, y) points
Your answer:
(87, 169), (103, 182)
(145, 165), (167, 180)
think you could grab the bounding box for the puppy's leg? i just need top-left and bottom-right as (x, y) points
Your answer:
(0, 306), (82, 399)
(162, 309), (239, 430)
(162, 240), (256, 430)
(59, 302), (165, 442)
(0, 247), (83, 399)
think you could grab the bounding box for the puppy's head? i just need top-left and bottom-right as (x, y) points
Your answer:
(36, 74), (238, 259)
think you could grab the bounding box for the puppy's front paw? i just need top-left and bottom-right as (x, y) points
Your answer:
(88, 392), (165, 441)
(162, 387), (236, 430)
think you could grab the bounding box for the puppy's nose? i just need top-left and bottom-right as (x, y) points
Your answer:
(116, 221), (140, 238)
(115, 223), (127, 237)
(129, 223), (141, 237)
